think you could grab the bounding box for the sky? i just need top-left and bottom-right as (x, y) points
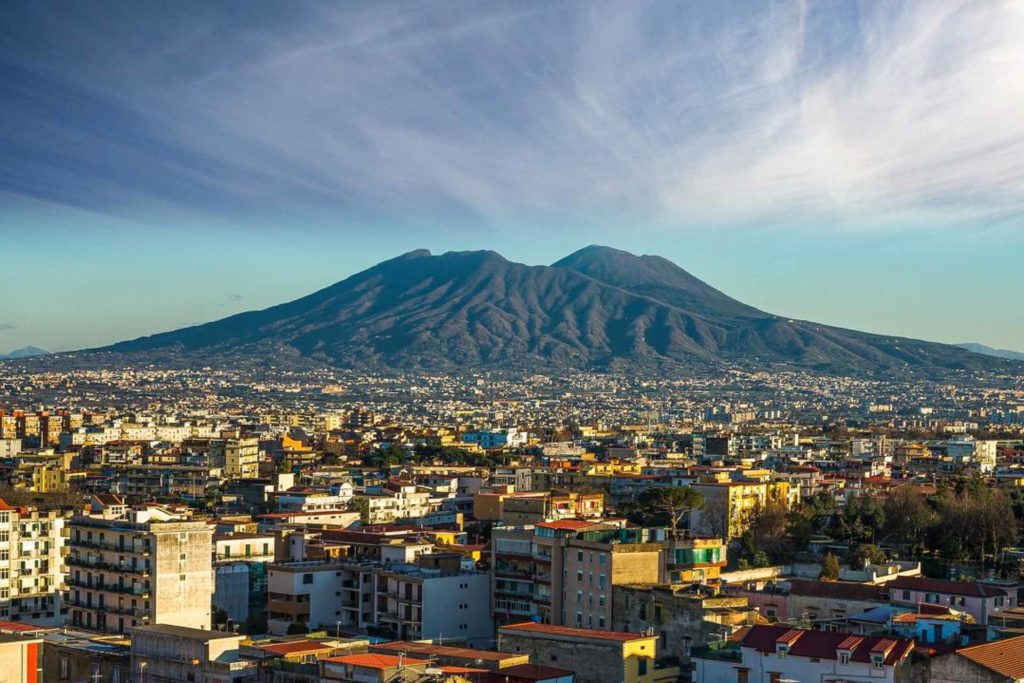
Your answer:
(1, 0), (1023, 353)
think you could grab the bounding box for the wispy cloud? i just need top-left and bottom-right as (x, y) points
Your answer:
(2, 1), (1023, 233)
(0, 323), (15, 332)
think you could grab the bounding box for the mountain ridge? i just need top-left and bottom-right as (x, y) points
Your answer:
(88, 246), (1016, 376)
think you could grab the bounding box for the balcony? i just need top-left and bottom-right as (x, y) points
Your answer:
(67, 556), (150, 576)
(71, 539), (150, 555)
(691, 643), (742, 662)
(67, 578), (149, 597)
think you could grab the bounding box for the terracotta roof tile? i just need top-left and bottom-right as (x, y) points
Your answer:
(956, 635), (1024, 679)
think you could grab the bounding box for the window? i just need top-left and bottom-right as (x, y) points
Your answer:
(902, 590), (911, 601)
(577, 570), (583, 582)
(302, 573), (314, 584)
(60, 656), (69, 679)
(577, 551), (583, 561)
(736, 670), (749, 683)
(576, 590), (583, 603)
(637, 658), (648, 676)
(839, 652), (850, 665)
(777, 644), (788, 658)
(872, 653), (884, 669)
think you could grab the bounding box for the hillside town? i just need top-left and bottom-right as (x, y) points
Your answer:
(0, 366), (1021, 682)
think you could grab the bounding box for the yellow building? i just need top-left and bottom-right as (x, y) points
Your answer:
(498, 622), (679, 683)
(694, 472), (796, 538)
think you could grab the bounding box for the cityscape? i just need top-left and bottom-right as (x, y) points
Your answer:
(3, 2), (1024, 683)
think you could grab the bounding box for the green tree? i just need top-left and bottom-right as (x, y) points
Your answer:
(819, 552), (841, 581)
(640, 486), (704, 537)
(849, 543), (887, 568)
(286, 622), (309, 635)
(346, 497), (369, 523)
(838, 495), (886, 543)
(882, 485), (934, 548)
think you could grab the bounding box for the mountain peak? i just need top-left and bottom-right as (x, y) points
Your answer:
(95, 247), (1015, 376)
(554, 245), (762, 319)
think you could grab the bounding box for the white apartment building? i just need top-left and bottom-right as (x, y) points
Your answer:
(361, 484), (433, 524)
(0, 501), (76, 626)
(68, 506), (213, 633)
(267, 558), (492, 646)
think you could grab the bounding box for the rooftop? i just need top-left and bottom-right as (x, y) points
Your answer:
(499, 622), (656, 643)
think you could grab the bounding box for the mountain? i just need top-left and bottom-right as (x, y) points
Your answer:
(957, 343), (1024, 362)
(0, 346), (49, 360)
(94, 247), (1017, 376)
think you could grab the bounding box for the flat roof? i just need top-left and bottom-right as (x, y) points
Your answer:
(130, 624), (241, 641)
(499, 622), (655, 643)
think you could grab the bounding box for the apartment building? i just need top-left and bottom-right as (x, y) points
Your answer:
(211, 437), (261, 479)
(68, 506), (213, 633)
(213, 533), (275, 627)
(692, 472), (796, 538)
(360, 482), (433, 524)
(376, 555), (491, 645)
(498, 622), (679, 683)
(492, 520), (666, 629)
(130, 624), (259, 683)
(267, 555), (491, 645)
(0, 500), (76, 626)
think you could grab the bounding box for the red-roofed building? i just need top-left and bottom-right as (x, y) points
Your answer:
(693, 625), (914, 683)
(890, 577), (1014, 625)
(320, 653), (430, 682)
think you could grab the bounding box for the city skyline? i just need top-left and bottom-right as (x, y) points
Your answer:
(3, 1), (1024, 352)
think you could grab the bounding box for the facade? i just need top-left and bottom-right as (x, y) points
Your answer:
(461, 429), (528, 449)
(497, 622), (678, 683)
(925, 634), (1024, 683)
(492, 521), (667, 628)
(213, 533), (275, 627)
(613, 584), (759, 662)
(130, 624), (259, 683)
(0, 633), (43, 683)
(42, 629), (131, 683)
(692, 473), (796, 539)
(692, 625), (914, 683)
(890, 577), (1012, 625)
(267, 557), (491, 646)
(320, 653), (429, 682)
(211, 437), (261, 480)
(0, 500), (76, 626)
(68, 507), (213, 633)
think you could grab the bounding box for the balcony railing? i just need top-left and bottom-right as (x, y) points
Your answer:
(67, 556), (150, 575)
(67, 578), (149, 597)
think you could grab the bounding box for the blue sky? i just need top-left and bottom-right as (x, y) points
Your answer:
(1, 1), (1023, 353)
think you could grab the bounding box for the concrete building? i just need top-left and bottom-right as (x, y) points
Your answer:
(213, 533), (275, 628)
(42, 629), (131, 683)
(130, 624), (259, 683)
(924, 633), (1024, 682)
(68, 506), (213, 633)
(0, 500), (76, 626)
(320, 653), (430, 682)
(492, 521), (666, 628)
(267, 556), (491, 645)
(211, 437), (261, 480)
(497, 622), (678, 683)
(0, 633), (43, 683)
(612, 584), (759, 663)
(890, 577), (1012, 626)
(376, 556), (491, 645)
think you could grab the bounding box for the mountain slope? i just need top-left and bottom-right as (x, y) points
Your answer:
(958, 343), (1024, 362)
(97, 247), (1015, 375)
(0, 346), (49, 360)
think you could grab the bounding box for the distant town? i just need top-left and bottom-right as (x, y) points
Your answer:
(0, 361), (1018, 682)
